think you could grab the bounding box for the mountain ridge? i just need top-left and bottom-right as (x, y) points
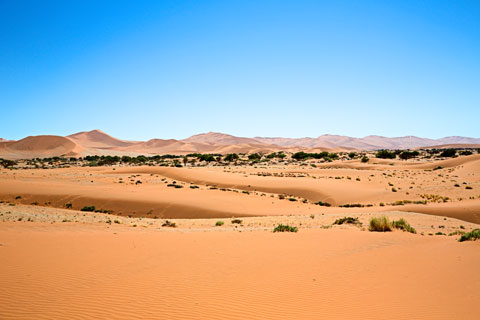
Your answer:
(0, 129), (479, 159)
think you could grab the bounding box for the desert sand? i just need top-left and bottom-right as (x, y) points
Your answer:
(1, 204), (480, 320)
(1, 143), (480, 319)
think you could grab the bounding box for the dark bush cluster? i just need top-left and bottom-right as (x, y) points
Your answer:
(0, 158), (17, 168)
(375, 150), (396, 159)
(292, 151), (338, 161)
(224, 153), (239, 162)
(440, 149), (456, 157)
(399, 150), (419, 160)
(273, 224), (298, 233)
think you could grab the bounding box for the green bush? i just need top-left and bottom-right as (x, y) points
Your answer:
(333, 217), (360, 225)
(440, 149), (456, 157)
(81, 206), (96, 212)
(459, 229), (480, 242)
(376, 150), (396, 159)
(399, 150), (419, 160)
(361, 156), (369, 163)
(224, 153), (239, 162)
(273, 224), (298, 233)
(248, 153), (262, 161)
(391, 218), (416, 234)
(315, 201), (332, 207)
(215, 220), (224, 226)
(292, 151), (338, 161)
(231, 219), (243, 224)
(369, 216), (392, 232)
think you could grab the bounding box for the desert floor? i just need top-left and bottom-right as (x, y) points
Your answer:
(1, 155), (480, 319)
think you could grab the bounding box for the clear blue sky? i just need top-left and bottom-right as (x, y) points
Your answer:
(1, 0), (479, 140)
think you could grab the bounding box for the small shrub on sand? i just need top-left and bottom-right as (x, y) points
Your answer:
(315, 201), (331, 207)
(162, 220), (176, 228)
(391, 218), (416, 234)
(333, 217), (360, 225)
(81, 206), (95, 212)
(361, 156), (369, 163)
(65, 203), (72, 208)
(231, 219), (243, 224)
(215, 220), (224, 226)
(273, 224), (298, 233)
(459, 229), (480, 242)
(369, 216), (392, 232)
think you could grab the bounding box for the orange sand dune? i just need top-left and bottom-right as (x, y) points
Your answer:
(67, 129), (137, 148)
(0, 135), (83, 159)
(1, 222), (479, 320)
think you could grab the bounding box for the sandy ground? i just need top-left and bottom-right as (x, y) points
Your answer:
(1, 154), (479, 222)
(1, 204), (480, 320)
(1, 155), (480, 319)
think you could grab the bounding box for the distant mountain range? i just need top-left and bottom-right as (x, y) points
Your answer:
(0, 130), (479, 159)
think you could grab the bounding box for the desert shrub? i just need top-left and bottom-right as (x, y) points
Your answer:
(273, 224), (298, 233)
(466, 186), (473, 190)
(231, 219), (243, 224)
(288, 198), (297, 202)
(248, 153), (262, 161)
(459, 229), (480, 242)
(190, 185), (199, 189)
(199, 154), (216, 162)
(167, 184), (183, 188)
(15, 196), (21, 199)
(292, 151), (338, 161)
(224, 153), (239, 162)
(65, 203), (72, 208)
(333, 217), (360, 225)
(162, 220), (176, 227)
(440, 149), (456, 157)
(369, 216), (392, 232)
(399, 150), (419, 160)
(361, 156), (369, 163)
(81, 206), (95, 212)
(348, 152), (357, 159)
(0, 159), (17, 168)
(315, 201), (331, 207)
(376, 150), (396, 159)
(460, 150), (472, 156)
(391, 218), (416, 234)
(339, 203), (364, 208)
(215, 220), (224, 226)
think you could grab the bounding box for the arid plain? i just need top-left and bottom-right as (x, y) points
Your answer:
(1, 131), (480, 319)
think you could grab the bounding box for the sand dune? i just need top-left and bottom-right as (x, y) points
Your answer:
(1, 216), (479, 320)
(67, 129), (137, 148)
(419, 143), (480, 149)
(0, 135), (83, 159)
(1, 151), (479, 222)
(256, 134), (480, 150)
(183, 131), (261, 145)
(1, 130), (479, 159)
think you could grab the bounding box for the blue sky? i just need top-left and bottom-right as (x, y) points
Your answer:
(1, 0), (479, 140)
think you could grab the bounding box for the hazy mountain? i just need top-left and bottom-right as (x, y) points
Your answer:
(0, 129), (479, 159)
